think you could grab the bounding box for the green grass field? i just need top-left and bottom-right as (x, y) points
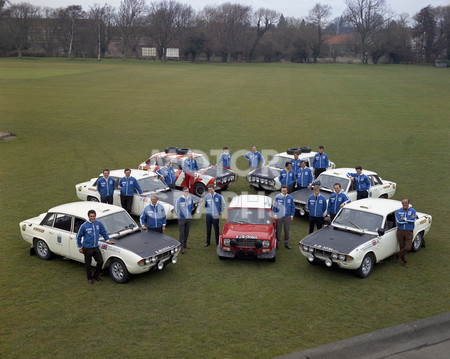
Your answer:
(1, 58), (449, 358)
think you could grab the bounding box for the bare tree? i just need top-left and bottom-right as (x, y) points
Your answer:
(203, 3), (251, 62)
(89, 3), (114, 61)
(248, 8), (279, 62)
(307, 3), (332, 63)
(3, 2), (39, 57)
(148, 0), (193, 60)
(58, 5), (85, 59)
(344, 0), (389, 63)
(36, 7), (59, 56)
(116, 0), (147, 59)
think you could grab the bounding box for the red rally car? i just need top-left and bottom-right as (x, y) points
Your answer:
(138, 147), (237, 197)
(217, 195), (277, 261)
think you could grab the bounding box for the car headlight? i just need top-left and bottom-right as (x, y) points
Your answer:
(223, 238), (231, 246)
(152, 257), (157, 262)
(303, 245), (308, 252)
(308, 247), (314, 253)
(262, 240), (270, 248)
(331, 253), (338, 260)
(145, 258), (151, 265)
(255, 177), (260, 183)
(339, 254), (346, 261)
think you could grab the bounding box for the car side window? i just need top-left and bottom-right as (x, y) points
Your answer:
(156, 157), (166, 166)
(110, 177), (120, 189)
(147, 158), (156, 165)
(73, 217), (86, 233)
(172, 160), (182, 170)
(368, 176), (375, 186)
(41, 213), (56, 227)
(53, 214), (73, 232)
(349, 180), (356, 191)
(306, 157), (313, 167)
(373, 175), (382, 185)
(384, 212), (397, 231)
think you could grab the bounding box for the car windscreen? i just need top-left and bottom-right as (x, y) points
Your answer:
(317, 174), (350, 192)
(268, 155), (290, 169)
(333, 208), (383, 233)
(227, 208), (271, 225)
(98, 212), (138, 234)
(138, 176), (169, 192)
(194, 155), (211, 169)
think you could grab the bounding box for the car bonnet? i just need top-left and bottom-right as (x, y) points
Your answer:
(111, 230), (180, 257)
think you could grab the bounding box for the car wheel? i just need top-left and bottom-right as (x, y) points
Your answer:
(299, 146), (311, 153)
(88, 196), (99, 202)
(410, 232), (424, 252)
(268, 256), (276, 262)
(286, 147), (299, 155)
(109, 258), (130, 284)
(218, 255), (227, 260)
(194, 183), (207, 197)
(176, 148), (189, 155)
(355, 253), (375, 278)
(164, 147), (178, 153)
(34, 239), (52, 260)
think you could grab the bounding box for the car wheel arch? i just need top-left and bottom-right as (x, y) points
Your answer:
(108, 257), (131, 284)
(355, 252), (376, 278)
(410, 231), (425, 252)
(33, 237), (53, 260)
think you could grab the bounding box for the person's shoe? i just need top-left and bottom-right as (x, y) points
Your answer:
(285, 245), (292, 250)
(403, 261), (408, 268)
(181, 248), (185, 254)
(204, 243), (210, 247)
(94, 276), (103, 282)
(88, 279), (94, 285)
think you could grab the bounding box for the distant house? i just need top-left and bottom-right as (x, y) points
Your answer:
(323, 33), (358, 59)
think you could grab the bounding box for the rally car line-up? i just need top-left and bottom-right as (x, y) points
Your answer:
(19, 146), (433, 282)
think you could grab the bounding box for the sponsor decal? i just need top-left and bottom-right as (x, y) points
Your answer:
(236, 235), (257, 239)
(88, 188), (97, 192)
(22, 224), (26, 231)
(57, 234), (62, 245)
(77, 186), (82, 191)
(155, 246), (172, 254)
(108, 246), (121, 253)
(383, 185), (390, 189)
(420, 219), (426, 225)
(101, 244), (108, 250)
(33, 227), (45, 233)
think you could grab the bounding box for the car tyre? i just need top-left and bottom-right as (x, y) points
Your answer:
(164, 147), (178, 153)
(286, 147), (299, 155)
(34, 239), (53, 260)
(88, 196), (99, 202)
(410, 232), (424, 252)
(194, 183), (207, 197)
(299, 146), (311, 153)
(268, 256), (276, 262)
(176, 148), (189, 155)
(109, 258), (130, 284)
(355, 253), (375, 278)
(218, 255), (227, 260)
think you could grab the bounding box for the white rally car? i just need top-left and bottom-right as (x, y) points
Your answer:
(291, 168), (397, 215)
(138, 147), (237, 197)
(299, 199), (432, 278)
(75, 169), (201, 219)
(247, 147), (336, 191)
(19, 202), (181, 283)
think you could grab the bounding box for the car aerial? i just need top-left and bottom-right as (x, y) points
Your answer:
(75, 169), (201, 219)
(291, 167), (397, 215)
(247, 147), (336, 191)
(19, 202), (182, 283)
(217, 195), (277, 261)
(138, 147), (237, 196)
(298, 198), (432, 278)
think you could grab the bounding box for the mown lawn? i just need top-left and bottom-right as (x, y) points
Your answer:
(0, 58), (449, 358)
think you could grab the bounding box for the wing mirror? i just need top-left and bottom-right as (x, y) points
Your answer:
(323, 217), (331, 225)
(377, 228), (385, 236)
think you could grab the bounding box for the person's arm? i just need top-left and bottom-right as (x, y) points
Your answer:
(307, 169), (313, 187)
(217, 154), (223, 166)
(96, 178), (102, 193)
(259, 153), (265, 166)
(161, 206), (166, 229)
(406, 209), (416, 223)
(220, 195), (225, 214)
(76, 225), (84, 251)
(134, 177), (144, 196)
(99, 222), (111, 242)
(140, 209), (147, 229)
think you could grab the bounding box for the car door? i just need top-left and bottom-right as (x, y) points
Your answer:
(110, 176), (122, 207)
(375, 212), (398, 260)
(368, 175), (381, 198)
(69, 216), (87, 262)
(344, 179), (357, 201)
(47, 213), (73, 257)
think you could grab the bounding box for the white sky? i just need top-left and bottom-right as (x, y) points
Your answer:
(8, 0), (450, 20)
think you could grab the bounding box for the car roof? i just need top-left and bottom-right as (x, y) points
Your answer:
(229, 195), (272, 209)
(47, 202), (126, 219)
(153, 151), (205, 159)
(107, 169), (157, 179)
(275, 151), (318, 159)
(320, 168), (377, 177)
(344, 198), (402, 216)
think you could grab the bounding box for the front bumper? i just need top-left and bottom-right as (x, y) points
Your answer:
(217, 245), (276, 259)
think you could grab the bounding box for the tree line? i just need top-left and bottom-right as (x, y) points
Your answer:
(0, 0), (449, 64)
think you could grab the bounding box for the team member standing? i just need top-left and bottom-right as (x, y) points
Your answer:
(313, 145), (329, 179)
(307, 185), (327, 234)
(245, 146), (265, 171)
(183, 151), (199, 194)
(204, 185), (225, 247)
(174, 187), (194, 254)
(279, 162), (295, 193)
(273, 185), (295, 249)
(140, 196), (166, 233)
(290, 151), (302, 176)
(157, 160), (176, 190)
(118, 168), (144, 214)
(217, 146), (231, 170)
(347, 166), (371, 200)
(96, 169), (115, 204)
(296, 160), (314, 189)
(395, 198), (416, 268)
(327, 183), (350, 221)
(76, 210), (114, 284)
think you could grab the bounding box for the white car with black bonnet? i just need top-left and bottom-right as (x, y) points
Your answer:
(247, 147), (335, 191)
(298, 199), (432, 278)
(19, 202), (181, 283)
(75, 169), (201, 218)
